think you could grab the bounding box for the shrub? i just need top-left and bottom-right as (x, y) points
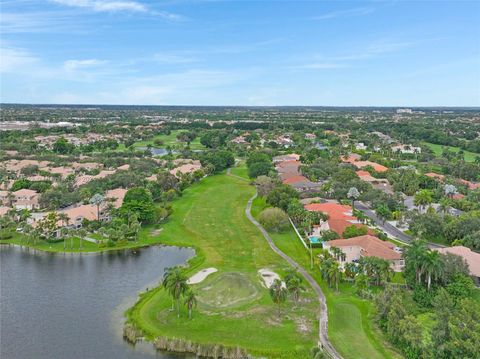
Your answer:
(259, 207), (290, 232)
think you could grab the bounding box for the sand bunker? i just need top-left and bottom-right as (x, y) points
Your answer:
(258, 269), (286, 289)
(187, 268), (218, 284)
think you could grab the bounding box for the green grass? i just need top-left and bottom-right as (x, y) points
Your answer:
(126, 171), (318, 358)
(422, 141), (479, 162)
(251, 196), (402, 359)
(230, 160), (249, 180)
(133, 130), (205, 151)
(0, 226), (164, 253)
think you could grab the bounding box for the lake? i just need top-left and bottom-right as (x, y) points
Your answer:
(0, 244), (195, 359)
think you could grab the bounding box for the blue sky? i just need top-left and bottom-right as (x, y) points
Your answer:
(1, 0), (479, 106)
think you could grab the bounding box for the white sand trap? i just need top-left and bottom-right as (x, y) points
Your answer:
(187, 268), (218, 284)
(258, 269), (286, 289)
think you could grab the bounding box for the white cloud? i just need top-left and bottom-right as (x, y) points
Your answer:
(63, 59), (108, 71)
(0, 46), (39, 73)
(51, 0), (147, 13)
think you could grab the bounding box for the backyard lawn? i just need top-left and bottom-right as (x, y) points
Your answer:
(126, 172), (318, 358)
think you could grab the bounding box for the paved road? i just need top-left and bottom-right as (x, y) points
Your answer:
(245, 192), (342, 359)
(356, 201), (445, 248)
(356, 201), (412, 243)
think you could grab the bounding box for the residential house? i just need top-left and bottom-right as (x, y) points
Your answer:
(356, 171), (394, 194)
(305, 202), (370, 238)
(0, 206), (11, 217)
(352, 161), (389, 173)
(434, 246), (480, 286)
(12, 189), (40, 210)
(355, 143), (367, 151)
(323, 235), (404, 272)
(0, 191), (10, 206)
(391, 144), (421, 154)
(105, 188), (128, 209)
(273, 153), (301, 163)
(169, 160), (202, 178)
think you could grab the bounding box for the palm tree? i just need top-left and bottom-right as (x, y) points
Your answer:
(347, 187), (360, 210)
(404, 240), (428, 285)
(60, 227), (69, 250)
(438, 198), (451, 215)
(78, 228), (87, 249)
(414, 189), (433, 213)
(327, 261), (342, 291)
(162, 267), (189, 317)
(269, 279), (288, 315)
(286, 275), (305, 303)
(183, 289), (197, 319)
(422, 251), (444, 291)
(89, 193), (105, 221)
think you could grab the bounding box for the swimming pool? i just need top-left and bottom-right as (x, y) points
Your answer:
(309, 236), (321, 244)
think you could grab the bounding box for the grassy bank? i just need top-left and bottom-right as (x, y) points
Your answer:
(0, 226), (165, 253)
(252, 196), (403, 359)
(126, 172), (318, 358)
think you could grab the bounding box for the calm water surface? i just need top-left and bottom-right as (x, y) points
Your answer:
(0, 245), (194, 359)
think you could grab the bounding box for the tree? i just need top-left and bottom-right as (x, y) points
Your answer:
(162, 267), (189, 317)
(285, 273), (305, 303)
(413, 189), (433, 213)
(258, 207), (289, 232)
(446, 298), (480, 358)
(446, 274), (475, 302)
(266, 184), (299, 211)
(269, 279), (287, 314)
(375, 204), (391, 224)
(53, 137), (74, 154)
(403, 240), (428, 286)
(121, 188), (156, 223)
(431, 288), (455, 359)
(78, 228), (87, 249)
(342, 224), (367, 239)
(344, 262), (357, 279)
(443, 184), (458, 199)
(37, 212), (59, 239)
(60, 227), (69, 250)
(183, 289), (197, 319)
(255, 175), (276, 197)
(347, 187), (360, 210)
(89, 193), (105, 221)
(421, 250), (444, 291)
(327, 260), (342, 291)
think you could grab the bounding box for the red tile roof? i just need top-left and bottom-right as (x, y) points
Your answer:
(283, 175), (309, 184)
(327, 235), (401, 260)
(353, 161), (388, 173)
(425, 172), (445, 181)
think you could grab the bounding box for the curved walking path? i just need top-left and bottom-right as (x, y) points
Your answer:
(245, 192), (342, 359)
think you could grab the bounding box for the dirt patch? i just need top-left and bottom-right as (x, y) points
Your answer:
(150, 228), (163, 236)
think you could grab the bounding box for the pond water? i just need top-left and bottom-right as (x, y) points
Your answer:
(137, 147), (177, 156)
(0, 244), (195, 359)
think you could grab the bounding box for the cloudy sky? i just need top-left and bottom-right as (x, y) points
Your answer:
(1, 0), (479, 106)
